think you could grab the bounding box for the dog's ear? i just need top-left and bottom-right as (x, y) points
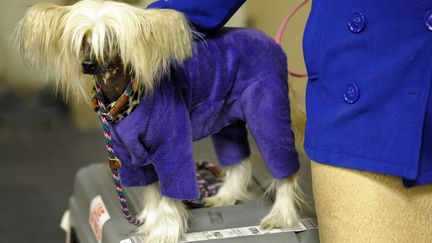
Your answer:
(123, 8), (193, 93)
(15, 3), (69, 69)
(14, 3), (89, 101)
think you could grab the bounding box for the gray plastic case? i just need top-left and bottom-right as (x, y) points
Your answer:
(65, 139), (319, 243)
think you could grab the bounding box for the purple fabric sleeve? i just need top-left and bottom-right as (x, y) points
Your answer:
(143, 80), (199, 200)
(211, 122), (251, 166)
(110, 135), (159, 187)
(110, 79), (199, 200)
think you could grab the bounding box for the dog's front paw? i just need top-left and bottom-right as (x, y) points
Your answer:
(137, 216), (184, 243)
(260, 213), (283, 229)
(136, 197), (188, 243)
(204, 194), (236, 207)
(142, 229), (181, 243)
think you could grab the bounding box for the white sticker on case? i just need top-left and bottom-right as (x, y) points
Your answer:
(122, 218), (318, 243)
(89, 195), (111, 243)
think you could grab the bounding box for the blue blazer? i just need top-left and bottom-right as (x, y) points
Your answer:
(148, 0), (432, 187)
(303, 0), (432, 187)
(148, 0), (245, 32)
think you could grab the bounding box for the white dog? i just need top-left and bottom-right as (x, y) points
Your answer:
(15, 1), (303, 242)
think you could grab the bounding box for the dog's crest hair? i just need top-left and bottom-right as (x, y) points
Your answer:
(15, 0), (192, 101)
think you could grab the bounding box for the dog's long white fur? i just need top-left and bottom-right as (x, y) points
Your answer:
(15, 0), (192, 102)
(205, 157), (253, 206)
(260, 175), (302, 228)
(137, 183), (189, 243)
(206, 158), (301, 228)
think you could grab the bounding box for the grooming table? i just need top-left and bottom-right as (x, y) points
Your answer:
(61, 140), (319, 243)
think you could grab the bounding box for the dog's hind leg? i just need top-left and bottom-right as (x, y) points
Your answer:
(204, 123), (253, 207)
(136, 183), (189, 243)
(260, 175), (301, 229)
(204, 157), (252, 207)
(240, 78), (301, 228)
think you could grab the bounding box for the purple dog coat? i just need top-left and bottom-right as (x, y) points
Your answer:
(110, 28), (299, 200)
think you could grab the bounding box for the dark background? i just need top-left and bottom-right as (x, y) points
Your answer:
(0, 89), (106, 242)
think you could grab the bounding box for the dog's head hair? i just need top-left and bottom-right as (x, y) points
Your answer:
(15, 0), (192, 101)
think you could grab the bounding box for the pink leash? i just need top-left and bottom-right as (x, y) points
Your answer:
(274, 0), (309, 78)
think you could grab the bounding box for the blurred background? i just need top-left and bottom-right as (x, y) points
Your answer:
(0, 0), (311, 242)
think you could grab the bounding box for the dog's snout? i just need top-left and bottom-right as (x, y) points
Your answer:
(82, 61), (98, 74)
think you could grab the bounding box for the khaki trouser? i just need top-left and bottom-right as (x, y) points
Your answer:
(311, 161), (432, 243)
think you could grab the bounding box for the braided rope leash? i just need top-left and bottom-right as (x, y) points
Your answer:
(94, 79), (143, 226)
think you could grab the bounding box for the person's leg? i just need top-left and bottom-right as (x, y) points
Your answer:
(311, 160), (432, 243)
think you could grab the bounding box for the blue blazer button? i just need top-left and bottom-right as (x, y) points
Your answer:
(348, 12), (366, 33)
(425, 10), (432, 31)
(344, 83), (360, 104)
